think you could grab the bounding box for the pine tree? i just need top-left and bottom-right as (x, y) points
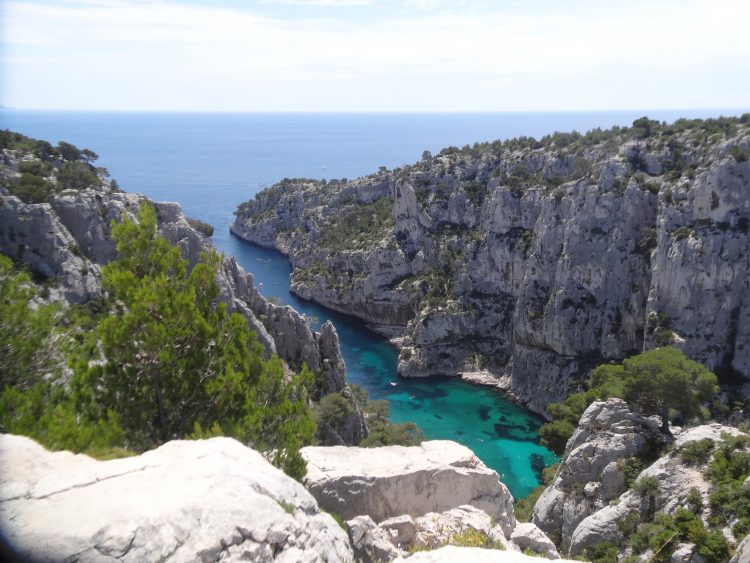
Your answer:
(77, 202), (315, 476)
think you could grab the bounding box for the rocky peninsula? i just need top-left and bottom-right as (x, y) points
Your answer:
(232, 116), (750, 415)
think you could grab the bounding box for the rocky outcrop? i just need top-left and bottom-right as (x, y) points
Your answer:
(0, 145), (359, 439)
(306, 441), (565, 562)
(0, 434), (353, 562)
(511, 523), (560, 560)
(345, 504), (565, 561)
(347, 515), (406, 562)
(533, 399), (665, 546)
(731, 533), (750, 563)
(0, 189), (104, 303)
(301, 441), (516, 535)
(531, 398), (749, 559)
(409, 505), (511, 549)
(232, 117), (750, 413)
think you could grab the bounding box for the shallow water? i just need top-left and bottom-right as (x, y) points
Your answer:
(3, 109), (735, 497)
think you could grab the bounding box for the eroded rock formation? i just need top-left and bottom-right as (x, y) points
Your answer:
(532, 398), (749, 559)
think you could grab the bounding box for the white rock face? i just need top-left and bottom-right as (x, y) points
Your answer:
(532, 399), (749, 559)
(410, 505), (510, 550)
(345, 504), (564, 562)
(731, 533), (750, 563)
(393, 545), (579, 562)
(346, 515), (406, 562)
(0, 435), (353, 563)
(511, 523), (560, 560)
(533, 399), (664, 542)
(302, 441), (516, 535)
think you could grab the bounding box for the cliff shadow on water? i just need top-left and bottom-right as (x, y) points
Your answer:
(225, 232), (558, 499)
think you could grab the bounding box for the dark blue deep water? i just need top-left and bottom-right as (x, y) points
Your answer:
(1, 109), (740, 497)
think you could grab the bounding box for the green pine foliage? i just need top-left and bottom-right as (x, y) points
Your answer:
(625, 509), (730, 563)
(360, 398), (424, 447)
(540, 348), (719, 454)
(1, 131), (103, 203)
(0, 202), (316, 478)
(0, 256), (59, 388)
(707, 434), (750, 538)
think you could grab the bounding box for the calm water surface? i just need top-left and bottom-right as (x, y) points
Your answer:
(3, 109), (740, 496)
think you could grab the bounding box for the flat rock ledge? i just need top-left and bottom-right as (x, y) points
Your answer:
(0, 435), (353, 563)
(301, 440), (516, 535)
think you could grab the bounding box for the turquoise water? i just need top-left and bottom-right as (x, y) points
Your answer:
(227, 240), (556, 497)
(2, 109), (741, 497)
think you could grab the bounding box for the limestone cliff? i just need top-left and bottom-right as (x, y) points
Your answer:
(232, 116), (750, 414)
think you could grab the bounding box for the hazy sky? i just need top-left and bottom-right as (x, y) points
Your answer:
(2, 0), (749, 111)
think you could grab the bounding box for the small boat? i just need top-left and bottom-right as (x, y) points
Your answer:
(390, 382), (397, 387)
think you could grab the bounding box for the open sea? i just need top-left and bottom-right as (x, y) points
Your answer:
(2, 109), (742, 498)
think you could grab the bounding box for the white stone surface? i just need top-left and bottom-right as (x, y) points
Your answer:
(394, 545), (580, 562)
(302, 440), (516, 534)
(511, 522), (560, 559)
(0, 435), (353, 562)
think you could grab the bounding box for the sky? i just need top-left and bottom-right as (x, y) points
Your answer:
(1, 0), (749, 112)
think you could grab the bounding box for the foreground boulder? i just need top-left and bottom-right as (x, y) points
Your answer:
(302, 441), (516, 535)
(393, 545), (578, 562)
(0, 435), (353, 562)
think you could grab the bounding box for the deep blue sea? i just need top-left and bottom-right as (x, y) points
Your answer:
(2, 109), (742, 497)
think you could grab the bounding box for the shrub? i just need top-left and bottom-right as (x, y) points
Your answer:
(680, 438), (715, 465)
(583, 540), (618, 563)
(686, 487), (703, 513)
(633, 476), (659, 497)
(57, 161), (101, 191)
(673, 226), (693, 241)
(6, 172), (57, 203)
(447, 528), (504, 550)
(0, 256), (58, 388)
(187, 217), (215, 237)
(314, 391), (354, 438)
(622, 457), (645, 488)
(360, 399), (424, 447)
(539, 420), (575, 455)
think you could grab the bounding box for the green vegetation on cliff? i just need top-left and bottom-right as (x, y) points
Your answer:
(1, 130), (106, 203)
(540, 347), (719, 454)
(316, 196), (394, 251)
(314, 383), (424, 447)
(582, 433), (750, 563)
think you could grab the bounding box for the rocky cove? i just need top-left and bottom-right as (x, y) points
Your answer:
(226, 239), (558, 498)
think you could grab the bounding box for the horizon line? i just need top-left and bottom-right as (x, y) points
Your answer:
(2, 107), (750, 115)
